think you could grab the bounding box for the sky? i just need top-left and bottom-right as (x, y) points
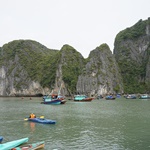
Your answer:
(0, 0), (149, 58)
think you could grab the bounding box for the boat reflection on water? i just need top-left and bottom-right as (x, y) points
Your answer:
(30, 122), (35, 132)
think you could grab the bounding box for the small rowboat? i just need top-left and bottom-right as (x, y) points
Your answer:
(25, 117), (56, 124)
(0, 137), (28, 150)
(0, 136), (3, 143)
(11, 141), (45, 150)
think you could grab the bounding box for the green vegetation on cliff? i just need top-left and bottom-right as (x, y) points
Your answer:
(0, 40), (59, 88)
(0, 41), (86, 94)
(118, 58), (147, 93)
(60, 45), (85, 93)
(114, 18), (150, 94)
(115, 19), (148, 43)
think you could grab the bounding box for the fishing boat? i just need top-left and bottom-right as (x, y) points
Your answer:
(97, 95), (103, 99)
(105, 95), (115, 100)
(41, 94), (66, 105)
(42, 83), (66, 105)
(116, 94), (121, 98)
(11, 141), (45, 150)
(74, 95), (93, 102)
(138, 94), (150, 99)
(0, 136), (3, 143)
(126, 94), (136, 99)
(0, 137), (28, 150)
(25, 117), (56, 124)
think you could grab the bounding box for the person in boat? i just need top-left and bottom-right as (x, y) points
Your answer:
(29, 113), (36, 119)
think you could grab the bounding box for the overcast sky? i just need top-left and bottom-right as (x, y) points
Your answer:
(0, 0), (149, 58)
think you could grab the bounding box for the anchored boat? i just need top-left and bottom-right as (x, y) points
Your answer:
(41, 94), (66, 105)
(139, 94), (150, 99)
(105, 95), (116, 100)
(74, 95), (93, 102)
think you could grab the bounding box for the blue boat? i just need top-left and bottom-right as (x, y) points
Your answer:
(0, 136), (3, 143)
(26, 117), (56, 124)
(105, 95), (115, 100)
(116, 94), (121, 98)
(0, 137), (28, 150)
(41, 94), (66, 105)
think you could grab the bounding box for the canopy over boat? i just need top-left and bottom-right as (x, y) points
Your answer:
(0, 137), (28, 150)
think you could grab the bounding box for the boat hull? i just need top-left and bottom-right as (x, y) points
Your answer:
(27, 118), (56, 124)
(0, 137), (28, 150)
(105, 98), (115, 100)
(12, 141), (45, 150)
(74, 98), (93, 102)
(42, 94), (66, 105)
(60, 100), (67, 104)
(41, 99), (62, 105)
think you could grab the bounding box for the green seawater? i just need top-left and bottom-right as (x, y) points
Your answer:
(0, 97), (150, 150)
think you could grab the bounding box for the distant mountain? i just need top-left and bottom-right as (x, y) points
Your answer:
(0, 18), (149, 96)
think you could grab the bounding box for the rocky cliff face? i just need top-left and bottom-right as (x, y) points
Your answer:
(0, 57), (44, 96)
(0, 40), (58, 96)
(0, 40), (124, 96)
(76, 44), (123, 96)
(114, 18), (150, 93)
(57, 44), (85, 96)
(0, 41), (86, 96)
(1, 18), (149, 96)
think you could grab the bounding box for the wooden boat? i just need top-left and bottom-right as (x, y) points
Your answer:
(25, 117), (56, 124)
(42, 83), (66, 105)
(74, 95), (93, 102)
(0, 137), (28, 150)
(11, 141), (45, 150)
(0, 136), (3, 143)
(41, 94), (66, 105)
